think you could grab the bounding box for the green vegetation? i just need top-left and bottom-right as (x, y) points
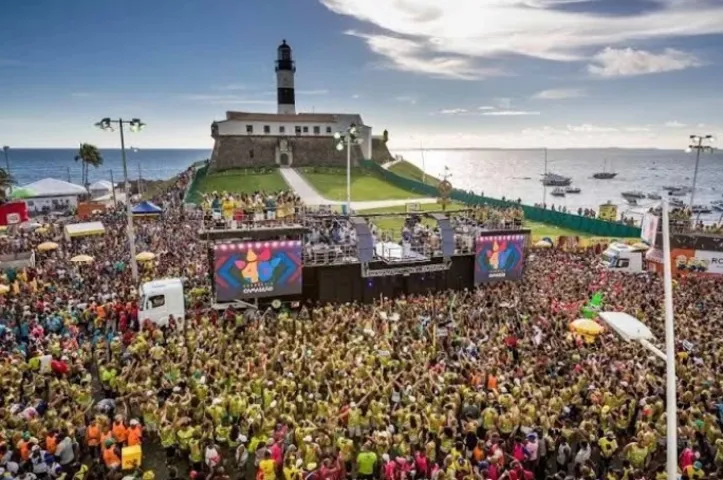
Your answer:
(75, 143), (103, 187)
(298, 166), (424, 201)
(387, 160), (440, 187)
(195, 168), (289, 197)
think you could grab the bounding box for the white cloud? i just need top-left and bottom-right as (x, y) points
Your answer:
(567, 123), (618, 133)
(346, 31), (506, 80)
(532, 88), (586, 100)
(478, 106), (496, 110)
(352, 94), (361, 99)
(482, 110), (540, 116)
(320, 0), (722, 78)
(439, 108), (468, 115)
(394, 95), (418, 104)
(180, 94), (275, 105)
(625, 126), (652, 132)
(297, 89), (329, 95)
(588, 47), (702, 77)
(214, 83), (248, 91)
(664, 120), (687, 128)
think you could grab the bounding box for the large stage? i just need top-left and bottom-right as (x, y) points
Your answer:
(204, 212), (531, 305)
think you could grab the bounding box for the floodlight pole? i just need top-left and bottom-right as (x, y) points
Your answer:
(661, 197), (678, 480)
(96, 117), (144, 282)
(118, 120), (139, 282)
(346, 139), (352, 214)
(687, 134), (714, 210)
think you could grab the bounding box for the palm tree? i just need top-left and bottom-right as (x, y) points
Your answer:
(0, 168), (15, 202)
(75, 143), (103, 187)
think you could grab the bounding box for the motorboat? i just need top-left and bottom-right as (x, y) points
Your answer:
(565, 186), (581, 194)
(621, 191), (645, 199)
(647, 193), (662, 200)
(550, 187), (566, 197)
(668, 189), (688, 197)
(593, 160), (617, 179)
(663, 185), (689, 191)
(669, 198), (686, 208)
(712, 200), (723, 212)
(542, 173), (573, 186)
(626, 198), (638, 206)
(691, 205), (712, 214)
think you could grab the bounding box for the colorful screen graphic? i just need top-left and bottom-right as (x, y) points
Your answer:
(214, 241), (302, 301)
(475, 234), (525, 283)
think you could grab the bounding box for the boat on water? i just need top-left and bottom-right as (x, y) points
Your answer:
(565, 186), (581, 194)
(691, 205), (712, 214)
(542, 173), (572, 186)
(668, 189), (688, 197)
(712, 200), (723, 212)
(550, 187), (566, 197)
(669, 198), (686, 208)
(593, 160), (617, 179)
(647, 193), (662, 200)
(621, 191), (645, 199)
(626, 198), (638, 206)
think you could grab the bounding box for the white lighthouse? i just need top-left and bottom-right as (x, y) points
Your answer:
(275, 39), (296, 115)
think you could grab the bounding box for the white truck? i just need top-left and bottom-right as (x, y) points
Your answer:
(601, 242), (647, 273)
(138, 278), (185, 327)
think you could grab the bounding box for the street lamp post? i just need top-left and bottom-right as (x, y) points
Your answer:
(599, 197), (678, 480)
(686, 134), (715, 209)
(334, 124), (361, 215)
(2, 146), (9, 175)
(95, 117), (146, 282)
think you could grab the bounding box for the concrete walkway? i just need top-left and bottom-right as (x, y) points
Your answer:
(279, 167), (437, 211)
(381, 158), (403, 170)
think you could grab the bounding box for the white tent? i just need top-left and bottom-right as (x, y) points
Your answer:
(89, 180), (113, 196)
(23, 178), (87, 197)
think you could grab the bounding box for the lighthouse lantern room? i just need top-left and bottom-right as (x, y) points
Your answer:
(276, 39), (296, 115)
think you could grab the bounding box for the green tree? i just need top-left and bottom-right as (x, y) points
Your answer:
(75, 143), (103, 187)
(0, 168), (14, 201)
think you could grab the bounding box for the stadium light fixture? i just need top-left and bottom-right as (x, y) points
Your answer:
(334, 123), (363, 215)
(686, 133), (715, 209)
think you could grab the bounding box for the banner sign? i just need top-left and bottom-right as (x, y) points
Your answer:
(475, 234), (525, 283)
(598, 203), (618, 222)
(214, 241), (303, 301)
(640, 214), (659, 245)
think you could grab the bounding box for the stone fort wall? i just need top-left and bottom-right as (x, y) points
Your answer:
(210, 135), (393, 172)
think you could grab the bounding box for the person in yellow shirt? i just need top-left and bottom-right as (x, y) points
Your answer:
(259, 450), (277, 480)
(682, 461), (704, 480)
(598, 431), (618, 477)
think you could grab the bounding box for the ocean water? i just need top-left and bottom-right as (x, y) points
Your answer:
(3, 148), (211, 186)
(7, 148), (723, 220)
(395, 148), (723, 220)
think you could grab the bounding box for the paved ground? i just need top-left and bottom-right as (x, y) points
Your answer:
(280, 167), (437, 210)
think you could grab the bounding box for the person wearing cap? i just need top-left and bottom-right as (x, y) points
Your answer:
(127, 419), (143, 447)
(29, 444), (49, 476)
(598, 431), (618, 477)
(682, 461), (705, 479)
(102, 439), (121, 470)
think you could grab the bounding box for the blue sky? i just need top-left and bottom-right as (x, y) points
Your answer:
(1, 0), (722, 149)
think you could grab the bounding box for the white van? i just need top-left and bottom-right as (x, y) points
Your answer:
(138, 278), (185, 327)
(601, 242), (646, 273)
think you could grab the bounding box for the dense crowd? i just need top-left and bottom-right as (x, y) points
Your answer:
(2, 175), (723, 480)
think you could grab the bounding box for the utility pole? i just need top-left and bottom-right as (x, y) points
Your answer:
(110, 170), (117, 205)
(137, 163), (143, 197)
(686, 134), (715, 210)
(542, 148), (548, 207)
(66, 167), (71, 183)
(2, 146), (10, 176)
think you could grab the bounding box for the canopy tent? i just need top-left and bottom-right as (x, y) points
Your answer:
(132, 201), (162, 216)
(20, 178), (87, 197)
(64, 221), (105, 239)
(89, 180), (114, 196)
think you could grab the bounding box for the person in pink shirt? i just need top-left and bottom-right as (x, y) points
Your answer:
(269, 438), (283, 468)
(382, 454), (397, 480)
(679, 442), (696, 471)
(414, 450), (429, 479)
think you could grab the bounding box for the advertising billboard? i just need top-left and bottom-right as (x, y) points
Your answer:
(673, 249), (723, 276)
(475, 234), (525, 283)
(213, 240), (303, 301)
(640, 213), (659, 245)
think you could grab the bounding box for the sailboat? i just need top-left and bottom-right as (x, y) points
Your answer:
(593, 160), (617, 179)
